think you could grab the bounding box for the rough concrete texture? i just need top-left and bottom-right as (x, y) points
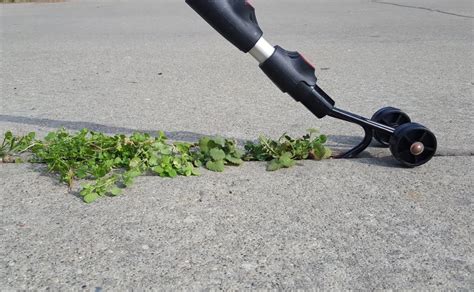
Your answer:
(1, 0), (473, 289)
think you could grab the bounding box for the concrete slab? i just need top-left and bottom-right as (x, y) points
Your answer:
(1, 157), (473, 290)
(1, 0), (473, 289)
(1, 0), (473, 151)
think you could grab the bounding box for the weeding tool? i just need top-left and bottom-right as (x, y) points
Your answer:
(186, 0), (437, 167)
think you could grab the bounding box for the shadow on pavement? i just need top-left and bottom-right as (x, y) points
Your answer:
(0, 114), (213, 143)
(0, 114), (371, 147)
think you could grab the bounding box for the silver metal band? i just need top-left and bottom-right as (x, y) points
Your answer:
(248, 37), (275, 64)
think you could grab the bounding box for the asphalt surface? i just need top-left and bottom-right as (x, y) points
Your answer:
(1, 0), (473, 289)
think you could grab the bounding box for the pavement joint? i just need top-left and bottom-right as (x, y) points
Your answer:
(372, 0), (474, 19)
(435, 152), (474, 157)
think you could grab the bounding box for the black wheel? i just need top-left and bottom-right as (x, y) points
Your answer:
(371, 107), (411, 147)
(389, 123), (437, 167)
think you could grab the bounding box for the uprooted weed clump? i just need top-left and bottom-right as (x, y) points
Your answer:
(1, 129), (331, 203)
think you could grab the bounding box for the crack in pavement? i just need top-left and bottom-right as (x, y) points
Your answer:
(1, 114), (473, 159)
(337, 150), (473, 159)
(435, 153), (473, 158)
(372, 0), (474, 19)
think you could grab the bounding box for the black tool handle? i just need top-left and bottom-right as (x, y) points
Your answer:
(260, 46), (335, 118)
(185, 0), (263, 52)
(186, 0), (335, 118)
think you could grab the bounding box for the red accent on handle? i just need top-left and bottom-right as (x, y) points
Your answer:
(300, 53), (316, 70)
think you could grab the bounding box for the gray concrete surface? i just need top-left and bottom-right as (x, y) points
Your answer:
(1, 0), (473, 289)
